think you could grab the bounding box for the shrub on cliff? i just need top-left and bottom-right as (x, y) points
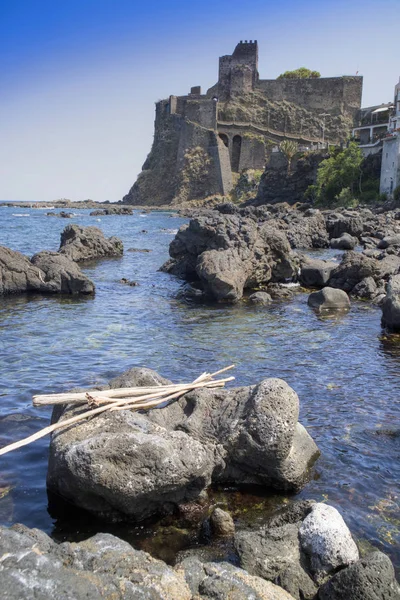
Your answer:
(278, 67), (321, 79)
(307, 142), (363, 207)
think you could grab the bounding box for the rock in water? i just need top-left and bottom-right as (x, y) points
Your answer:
(162, 213), (297, 301)
(59, 224), (123, 262)
(47, 369), (319, 522)
(381, 274), (400, 332)
(209, 508), (235, 537)
(0, 245), (94, 296)
(330, 232), (358, 250)
(308, 287), (350, 312)
(299, 503), (359, 584)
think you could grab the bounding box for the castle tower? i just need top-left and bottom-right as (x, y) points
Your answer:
(218, 40), (259, 99)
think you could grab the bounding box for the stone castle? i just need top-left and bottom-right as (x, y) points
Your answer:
(123, 41), (363, 205)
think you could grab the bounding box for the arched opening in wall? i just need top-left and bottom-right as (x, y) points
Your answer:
(219, 133), (229, 148)
(232, 135), (242, 172)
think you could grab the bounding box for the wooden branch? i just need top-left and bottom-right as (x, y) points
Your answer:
(0, 369), (236, 457)
(32, 365), (235, 406)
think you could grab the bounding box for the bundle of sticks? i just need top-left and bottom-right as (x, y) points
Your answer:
(0, 365), (235, 457)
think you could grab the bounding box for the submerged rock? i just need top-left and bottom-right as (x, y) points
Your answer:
(59, 224), (123, 262)
(248, 291), (273, 304)
(209, 508), (235, 537)
(0, 245), (94, 296)
(47, 368), (319, 522)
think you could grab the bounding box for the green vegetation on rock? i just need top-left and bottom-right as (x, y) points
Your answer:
(278, 67), (321, 79)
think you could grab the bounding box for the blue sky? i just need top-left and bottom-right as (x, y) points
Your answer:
(0, 0), (398, 201)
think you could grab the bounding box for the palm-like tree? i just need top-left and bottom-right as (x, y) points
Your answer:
(280, 140), (299, 174)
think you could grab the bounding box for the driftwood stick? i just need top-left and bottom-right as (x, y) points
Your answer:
(0, 372), (235, 456)
(32, 365), (235, 406)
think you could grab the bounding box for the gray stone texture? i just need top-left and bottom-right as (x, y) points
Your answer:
(308, 287), (350, 311)
(300, 256), (337, 288)
(163, 212), (297, 301)
(47, 368), (319, 522)
(318, 551), (400, 600)
(0, 245), (94, 296)
(59, 224), (123, 262)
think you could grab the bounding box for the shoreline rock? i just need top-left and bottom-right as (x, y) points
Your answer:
(47, 368), (319, 523)
(0, 245), (95, 296)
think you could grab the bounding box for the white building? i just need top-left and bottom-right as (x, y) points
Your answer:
(380, 77), (400, 197)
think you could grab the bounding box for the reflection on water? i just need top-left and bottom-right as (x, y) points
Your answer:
(0, 207), (399, 571)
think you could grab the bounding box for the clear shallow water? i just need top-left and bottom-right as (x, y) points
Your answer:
(0, 207), (399, 569)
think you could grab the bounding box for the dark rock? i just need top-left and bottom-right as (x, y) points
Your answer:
(265, 500), (315, 529)
(381, 274), (400, 331)
(59, 224), (123, 262)
(325, 211), (364, 239)
(328, 251), (383, 292)
(119, 278), (139, 286)
(284, 210), (329, 249)
(248, 291), (273, 304)
(235, 523), (317, 600)
(177, 283), (207, 302)
(163, 213), (297, 301)
(215, 202), (239, 214)
(47, 369), (319, 522)
(209, 508), (235, 537)
(127, 248), (152, 253)
(352, 276), (377, 299)
(330, 232), (358, 250)
(300, 257), (337, 288)
(318, 551), (400, 600)
(90, 206), (133, 216)
(308, 287), (350, 311)
(31, 252), (95, 295)
(0, 245), (94, 296)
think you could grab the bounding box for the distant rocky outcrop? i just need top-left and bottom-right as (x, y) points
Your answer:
(59, 224), (123, 262)
(47, 367), (319, 522)
(0, 246), (94, 296)
(381, 274), (400, 331)
(90, 206), (133, 216)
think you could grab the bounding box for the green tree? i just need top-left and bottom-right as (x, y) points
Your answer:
(280, 140), (299, 173)
(311, 142), (363, 206)
(277, 67), (321, 79)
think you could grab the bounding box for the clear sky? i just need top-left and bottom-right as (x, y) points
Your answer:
(0, 0), (398, 202)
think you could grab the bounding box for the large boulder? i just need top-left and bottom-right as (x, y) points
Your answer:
(0, 524), (191, 599)
(283, 210), (329, 249)
(299, 503), (359, 584)
(381, 274), (400, 331)
(59, 224), (123, 262)
(47, 369), (319, 522)
(318, 551), (400, 600)
(308, 287), (350, 312)
(0, 245), (94, 296)
(162, 213), (297, 301)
